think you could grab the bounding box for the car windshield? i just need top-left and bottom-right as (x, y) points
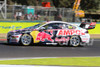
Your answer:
(24, 23), (45, 29)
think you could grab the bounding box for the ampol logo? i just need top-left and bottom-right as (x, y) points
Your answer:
(57, 29), (85, 36)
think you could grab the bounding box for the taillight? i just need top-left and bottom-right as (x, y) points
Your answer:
(90, 22), (96, 26)
(85, 31), (89, 33)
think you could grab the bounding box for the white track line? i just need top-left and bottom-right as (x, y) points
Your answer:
(0, 56), (100, 60)
(0, 57), (57, 60)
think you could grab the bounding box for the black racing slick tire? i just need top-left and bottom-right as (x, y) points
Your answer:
(20, 34), (33, 46)
(70, 36), (80, 47)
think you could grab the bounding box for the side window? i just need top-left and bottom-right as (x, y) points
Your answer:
(42, 23), (53, 30)
(60, 24), (68, 29)
(40, 23), (76, 30)
(67, 25), (76, 29)
(43, 23), (62, 29)
(61, 24), (76, 29)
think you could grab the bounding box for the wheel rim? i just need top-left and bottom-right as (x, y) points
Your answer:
(70, 36), (80, 46)
(21, 34), (32, 46)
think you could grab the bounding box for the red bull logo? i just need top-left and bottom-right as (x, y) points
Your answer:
(36, 32), (53, 42)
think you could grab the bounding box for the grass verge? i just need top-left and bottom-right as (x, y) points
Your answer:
(0, 57), (100, 66)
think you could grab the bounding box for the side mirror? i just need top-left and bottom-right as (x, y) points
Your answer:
(39, 27), (46, 32)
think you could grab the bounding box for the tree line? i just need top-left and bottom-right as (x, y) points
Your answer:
(6, 0), (100, 11)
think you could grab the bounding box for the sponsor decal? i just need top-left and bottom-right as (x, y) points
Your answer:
(0, 26), (22, 29)
(36, 32), (53, 42)
(55, 37), (70, 42)
(0, 22), (38, 33)
(57, 30), (85, 36)
(82, 38), (88, 40)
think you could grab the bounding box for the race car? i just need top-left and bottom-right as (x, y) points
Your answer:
(7, 21), (92, 47)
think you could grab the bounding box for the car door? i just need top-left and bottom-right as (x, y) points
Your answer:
(36, 23), (62, 43)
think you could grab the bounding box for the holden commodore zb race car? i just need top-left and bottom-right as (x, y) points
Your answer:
(7, 21), (95, 47)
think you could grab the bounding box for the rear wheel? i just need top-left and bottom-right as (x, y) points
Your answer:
(70, 36), (80, 47)
(20, 34), (33, 46)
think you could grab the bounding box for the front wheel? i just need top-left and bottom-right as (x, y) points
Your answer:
(70, 36), (80, 47)
(20, 34), (33, 46)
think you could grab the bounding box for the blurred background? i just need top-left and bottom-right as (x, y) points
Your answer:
(0, 0), (100, 22)
(0, 0), (100, 39)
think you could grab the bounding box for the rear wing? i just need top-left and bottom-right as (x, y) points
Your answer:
(80, 22), (96, 30)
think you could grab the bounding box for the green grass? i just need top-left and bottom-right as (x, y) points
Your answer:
(0, 57), (100, 66)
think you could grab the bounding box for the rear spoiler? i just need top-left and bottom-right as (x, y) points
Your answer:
(80, 22), (96, 30)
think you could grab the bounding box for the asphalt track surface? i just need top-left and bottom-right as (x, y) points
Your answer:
(0, 39), (100, 59)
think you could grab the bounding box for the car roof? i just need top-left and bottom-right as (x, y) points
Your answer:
(45, 21), (73, 25)
(37, 21), (77, 29)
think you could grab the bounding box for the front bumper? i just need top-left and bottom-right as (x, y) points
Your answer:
(7, 34), (22, 43)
